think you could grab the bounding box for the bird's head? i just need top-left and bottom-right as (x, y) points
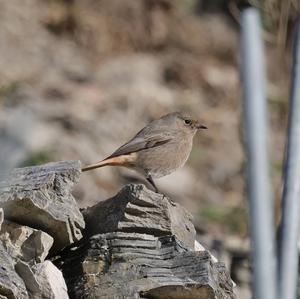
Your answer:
(172, 112), (207, 135)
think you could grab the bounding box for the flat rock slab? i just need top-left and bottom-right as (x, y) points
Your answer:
(0, 161), (85, 252)
(56, 232), (235, 299)
(83, 184), (196, 249)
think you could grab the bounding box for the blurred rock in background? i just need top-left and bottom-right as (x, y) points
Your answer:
(0, 0), (298, 297)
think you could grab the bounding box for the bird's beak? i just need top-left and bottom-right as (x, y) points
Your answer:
(196, 122), (207, 129)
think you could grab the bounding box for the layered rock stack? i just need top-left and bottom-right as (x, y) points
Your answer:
(0, 161), (235, 299)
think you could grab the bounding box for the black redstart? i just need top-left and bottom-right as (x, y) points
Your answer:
(81, 112), (207, 192)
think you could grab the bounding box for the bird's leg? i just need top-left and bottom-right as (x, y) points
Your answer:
(146, 175), (159, 193)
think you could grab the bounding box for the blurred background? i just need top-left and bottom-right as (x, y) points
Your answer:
(0, 0), (299, 297)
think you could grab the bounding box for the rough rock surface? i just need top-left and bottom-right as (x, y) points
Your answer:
(0, 161), (85, 298)
(0, 241), (29, 299)
(0, 220), (54, 263)
(0, 160), (85, 251)
(56, 232), (235, 299)
(0, 209), (3, 231)
(56, 183), (235, 298)
(0, 161), (235, 298)
(32, 261), (69, 299)
(83, 184), (196, 250)
(0, 207), (71, 299)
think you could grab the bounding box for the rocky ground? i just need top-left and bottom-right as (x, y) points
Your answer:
(0, 0), (295, 298)
(0, 161), (235, 298)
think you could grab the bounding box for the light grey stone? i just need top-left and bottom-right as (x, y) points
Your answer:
(0, 242), (29, 299)
(32, 261), (69, 299)
(0, 220), (53, 263)
(0, 160), (85, 252)
(15, 260), (40, 294)
(57, 232), (235, 299)
(83, 184), (196, 249)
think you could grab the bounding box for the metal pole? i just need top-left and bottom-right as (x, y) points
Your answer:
(240, 8), (276, 299)
(278, 21), (300, 299)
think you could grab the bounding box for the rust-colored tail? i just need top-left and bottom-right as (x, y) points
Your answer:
(81, 154), (137, 172)
(81, 159), (110, 172)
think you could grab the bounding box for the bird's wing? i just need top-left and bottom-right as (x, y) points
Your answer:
(106, 133), (172, 159)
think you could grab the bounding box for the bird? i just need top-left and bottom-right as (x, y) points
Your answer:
(81, 112), (207, 192)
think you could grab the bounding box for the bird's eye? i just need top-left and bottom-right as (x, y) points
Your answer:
(184, 119), (192, 125)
